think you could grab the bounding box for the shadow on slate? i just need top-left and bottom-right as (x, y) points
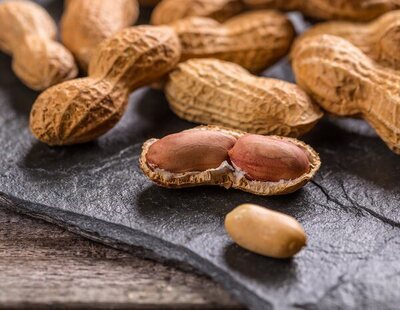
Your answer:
(1, 1), (400, 309)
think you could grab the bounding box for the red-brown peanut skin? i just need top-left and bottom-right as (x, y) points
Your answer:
(228, 134), (310, 182)
(225, 204), (307, 258)
(146, 130), (237, 173)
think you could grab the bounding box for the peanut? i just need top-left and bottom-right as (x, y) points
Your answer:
(0, 0), (77, 90)
(140, 126), (321, 195)
(146, 130), (237, 173)
(225, 204), (307, 258)
(171, 10), (295, 73)
(30, 26), (181, 146)
(229, 135), (310, 182)
(300, 10), (400, 70)
(151, 0), (243, 25)
(243, 0), (400, 21)
(61, 0), (139, 70)
(292, 34), (400, 154)
(165, 59), (322, 137)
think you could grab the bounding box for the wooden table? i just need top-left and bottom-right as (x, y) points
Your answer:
(0, 207), (242, 309)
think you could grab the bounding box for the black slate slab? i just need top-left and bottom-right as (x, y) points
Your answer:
(1, 1), (400, 309)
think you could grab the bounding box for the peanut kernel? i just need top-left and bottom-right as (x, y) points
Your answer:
(146, 130), (237, 173)
(228, 134), (310, 182)
(225, 204), (307, 258)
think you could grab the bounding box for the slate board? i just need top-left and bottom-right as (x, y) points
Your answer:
(1, 1), (400, 309)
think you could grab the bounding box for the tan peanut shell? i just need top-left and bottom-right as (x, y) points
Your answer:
(61, 0), (139, 70)
(300, 10), (400, 70)
(30, 26), (181, 146)
(140, 126), (321, 196)
(0, 0), (77, 90)
(292, 34), (400, 154)
(165, 59), (323, 137)
(151, 0), (243, 25)
(225, 204), (307, 258)
(243, 0), (400, 21)
(171, 10), (295, 73)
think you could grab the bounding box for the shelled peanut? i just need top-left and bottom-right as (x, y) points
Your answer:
(243, 0), (400, 21)
(140, 126), (321, 195)
(225, 204), (307, 258)
(30, 26), (181, 146)
(61, 0), (139, 70)
(298, 10), (400, 70)
(151, 0), (243, 25)
(171, 10), (295, 73)
(292, 35), (400, 154)
(0, 0), (77, 90)
(165, 59), (322, 137)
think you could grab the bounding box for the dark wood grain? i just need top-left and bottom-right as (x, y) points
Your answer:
(0, 207), (242, 309)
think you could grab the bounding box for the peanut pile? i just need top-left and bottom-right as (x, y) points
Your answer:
(1, 0), (399, 258)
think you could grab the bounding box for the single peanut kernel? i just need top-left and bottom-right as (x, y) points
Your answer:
(225, 204), (307, 259)
(146, 130), (237, 173)
(228, 134), (310, 182)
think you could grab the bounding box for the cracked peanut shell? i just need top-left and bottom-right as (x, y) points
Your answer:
(165, 58), (323, 137)
(140, 126), (321, 196)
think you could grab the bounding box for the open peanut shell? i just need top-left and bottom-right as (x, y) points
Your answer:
(140, 126), (321, 195)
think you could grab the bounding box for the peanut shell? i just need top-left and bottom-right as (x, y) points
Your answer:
(165, 59), (323, 137)
(292, 34), (400, 154)
(243, 0), (400, 21)
(140, 126), (321, 196)
(299, 10), (400, 70)
(61, 0), (139, 70)
(171, 10), (295, 73)
(0, 0), (77, 90)
(30, 26), (181, 146)
(151, 0), (243, 25)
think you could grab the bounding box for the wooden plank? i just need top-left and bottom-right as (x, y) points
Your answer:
(0, 208), (242, 309)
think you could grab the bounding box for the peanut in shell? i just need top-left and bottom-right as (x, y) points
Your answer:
(151, 0), (243, 25)
(243, 0), (399, 21)
(0, 0), (77, 90)
(299, 10), (400, 70)
(30, 26), (181, 146)
(165, 59), (323, 137)
(61, 0), (139, 70)
(171, 10), (295, 73)
(292, 34), (400, 154)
